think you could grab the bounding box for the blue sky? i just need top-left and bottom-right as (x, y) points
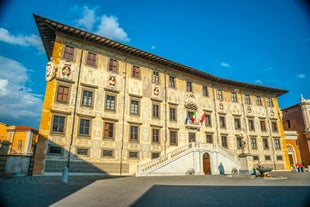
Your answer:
(0, 0), (309, 129)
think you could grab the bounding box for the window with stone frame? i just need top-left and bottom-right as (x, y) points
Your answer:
(169, 76), (176, 88)
(267, 98), (273, 107)
(130, 99), (140, 115)
(81, 89), (93, 107)
(169, 130), (178, 145)
(265, 155), (271, 161)
(221, 135), (228, 148)
(47, 145), (63, 155)
(202, 85), (208, 96)
(206, 134), (213, 143)
(86, 52), (97, 67)
(108, 58), (118, 73)
(128, 151), (138, 159)
(217, 90), (223, 101)
(276, 155), (283, 160)
(103, 122), (114, 139)
(152, 71), (159, 84)
(186, 81), (192, 92)
(79, 118), (91, 136)
(253, 155), (259, 161)
(205, 114), (212, 127)
(56, 85), (70, 103)
(231, 92), (238, 102)
(219, 116), (226, 128)
(106, 95), (116, 111)
(132, 65), (140, 78)
(152, 128), (160, 143)
(274, 138), (281, 149)
(76, 148), (89, 156)
(256, 96), (262, 106)
(260, 120), (266, 131)
(152, 103), (160, 119)
(130, 125), (139, 141)
(102, 149), (113, 157)
(245, 94), (251, 104)
(271, 121), (278, 132)
(234, 118), (241, 130)
(236, 136), (243, 149)
(248, 119), (255, 131)
(63, 45), (74, 61)
(151, 152), (160, 159)
(52, 115), (66, 133)
(251, 137), (257, 149)
(169, 107), (177, 121)
(263, 138), (269, 149)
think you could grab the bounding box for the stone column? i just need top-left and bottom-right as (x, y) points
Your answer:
(238, 153), (253, 175)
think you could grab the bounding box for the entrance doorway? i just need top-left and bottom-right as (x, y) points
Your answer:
(203, 152), (211, 175)
(188, 132), (196, 143)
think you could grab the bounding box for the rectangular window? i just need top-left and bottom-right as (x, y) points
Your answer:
(253, 155), (259, 161)
(103, 122), (114, 139)
(256, 96), (262, 106)
(129, 151), (138, 158)
(106, 95), (116, 111)
(52, 115), (65, 133)
(108, 59), (118, 73)
(263, 138), (269, 150)
(47, 145), (63, 155)
(87, 52), (97, 67)
(217, 90), (223, 101)
(272, 122), (278, 132)
(169, 130), (178, 145)
(169, 76), (175, 88)
(206, 134), (213, 143)
(186, 81), (192, 92)
(77, 148), (89, 156)
(132, 65), (140, 78)
(231, 92), (238, 102)
(274, 139), (281, 149)
(205, 114), (211, 127)
(248, 119), (255, 131)
(169, 107), (177, 121)
(130, 100), (139, 115)
(267, 98), (273, 107)
(221, 136), (228, 148)
(79, 119), (90, 136)
(219, 116), (226, 128)
(260, 120), (266, 131)
(234, 118), (241, 130)
(265, 155), (271, 161)
(276, 155), (283, 160)
(236, 136), (243, 149)
(152, 104), (160, 118)
(245, 94), (251, 104)
(152, 71), (159, 84)
(151, 152), (160, 159)
(17, 140), (22, 150)
(56, 85), (69, 103)
(102, 149), (113, 157)
(152, 129), (160, 143)
(251, 137), (257, 149)
(286, 120), (291, 128)
(63, 45), (74, 61)
(82, 90), (93, 107)
(130, 126), (139, 141)
(202, 86), (208, 96)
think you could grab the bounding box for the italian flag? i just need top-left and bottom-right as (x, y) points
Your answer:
(191, 111), (197, 123)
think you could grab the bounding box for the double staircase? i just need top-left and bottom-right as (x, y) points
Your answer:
(136, 142), (240, 176)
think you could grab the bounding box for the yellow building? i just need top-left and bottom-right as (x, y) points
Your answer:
(0, 122), (38, 155)
(33, 14), (290, 176)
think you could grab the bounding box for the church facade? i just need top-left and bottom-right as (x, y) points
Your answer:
(32, 14), (290, 176)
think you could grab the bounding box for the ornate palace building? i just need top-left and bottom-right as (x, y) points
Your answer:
(32, 14), (290, 176)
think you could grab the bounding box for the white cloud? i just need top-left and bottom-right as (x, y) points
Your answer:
(0, 27), (44, 52)
(0, 56), (42, 126)
(297, 74), (306, 78)
(96, 15), (130, 42)
(74, 7), (130, 42)
(76, 6), (96, 31)
(151, 45), (156, 50)
(220, 62), (231, 68)
(255, 80), (263, 84)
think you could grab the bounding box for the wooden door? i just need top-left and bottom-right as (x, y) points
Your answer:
(203, 153), (211, 175)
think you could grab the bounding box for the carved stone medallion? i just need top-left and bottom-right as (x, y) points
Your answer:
(45, 57), (56, 81)
(184, 93), (198, 110)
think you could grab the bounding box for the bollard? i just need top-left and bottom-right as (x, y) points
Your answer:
(62, 167), (68, 183)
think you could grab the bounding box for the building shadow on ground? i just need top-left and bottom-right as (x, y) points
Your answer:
(130, 185), (310, 207)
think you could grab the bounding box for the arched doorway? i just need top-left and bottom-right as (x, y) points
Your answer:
(203, 152), (211, 175)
